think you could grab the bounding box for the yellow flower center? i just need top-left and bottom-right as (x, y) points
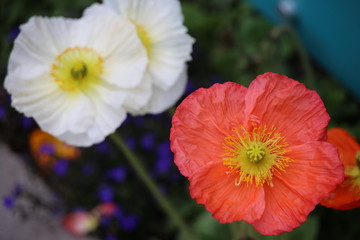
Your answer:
(135, 24), (152, 57)
(223, 126), (292, 187)
(51, 47), (103, 93)
(344, 150), (360, 195)
(246, 142), (266, 163)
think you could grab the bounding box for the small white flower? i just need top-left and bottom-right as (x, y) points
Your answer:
(4, 15), (148, 147)
(85, 0), (195, 115)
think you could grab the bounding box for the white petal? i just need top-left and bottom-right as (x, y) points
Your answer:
(4, 71), (54, 96)
(77, 14), (148, 89)
(6, 17), (76, 76)
(122, 71), (152, 113)
(89, 82), (128, 109)
(37, 93), (94, 136)
(83, 3), (118, 17)
(57, 131), (97, 147)
(87, 100), (127, 143)
(148, 33), (194, 90)
(15, 17), (74, 60)
(131, 66), (187, 115)
(87, 0), (194, 90)
(54, 93), (127, 147)
(106, 0), (183, 26)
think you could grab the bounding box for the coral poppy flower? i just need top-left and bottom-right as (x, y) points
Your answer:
(320, 128), (360, 210)
(170, 72), (344, 235)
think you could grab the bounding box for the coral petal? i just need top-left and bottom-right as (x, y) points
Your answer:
(252, 177), (312, 235)
(281, 142), (344, 202)
(245, 72), (329, 145)
(171, 82), (248, 176)
(189, 161), (265, 223)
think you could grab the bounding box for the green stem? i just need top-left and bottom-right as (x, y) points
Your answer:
(109, 133), (196, 239)
(230, 221), (255, 240)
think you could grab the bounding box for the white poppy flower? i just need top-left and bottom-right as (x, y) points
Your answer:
(84, 0), (195, 115)
(4, 15), (148, 147)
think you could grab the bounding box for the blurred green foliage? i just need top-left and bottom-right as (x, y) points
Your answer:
(1, 0), (360, 240)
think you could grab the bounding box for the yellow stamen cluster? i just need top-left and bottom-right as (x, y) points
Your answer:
(51, 47), (103, 93)
(223, 126), (292, 187)
(135, 24), (152, 57)
(344, 150), (360, 195)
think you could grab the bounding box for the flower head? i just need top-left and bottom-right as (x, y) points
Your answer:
(53, 159), (69, 177)
(93, 202), (118, 217)
(63, 211), (99, 236)
(119, 214), (139, 232)
(29, 129), (80, 170)
(320, 128), (360, 210)
(97, 184), (114, 202)
(2, 196), (15, 210)
(170, 72), (344, 235)
(84, 0), (194, 114)
(5, 14), (148, 146)
(105, 166), (127, 182)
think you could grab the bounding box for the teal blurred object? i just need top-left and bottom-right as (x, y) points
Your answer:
(247, 0), (360, 100)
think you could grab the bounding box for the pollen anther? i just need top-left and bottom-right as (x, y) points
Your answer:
(71, 61), (87, 80)
(222, 125), (292, 187)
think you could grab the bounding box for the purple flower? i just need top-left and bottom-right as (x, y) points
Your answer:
(40, 143), (55, 155)
(82, 163), (95, 177)
(154, 157), (172, 174)
(21, 116), (33, 129)
(8, 27), (20, 41)
(124, 115), (144, 127)
(119, 214), (139, 232)
(95, 141), (112, 154)
(157, 141), (172, 159)
(106, 167), (127, 182)
(2, 184), (23, 210)
(185, 79), (198, 95)
(2, 196), (15, 209)
(0, 105), (6, 119)
(53, 159), (69, 177)
(103, 235), (119, 240)
(115, 205), (124, 219)
(141, 133), (156, 151)
(97, 185), (114, 202)
(149, 112), (167, 119)
(132, 116), (145, 127)
(154, 141), (173, 174)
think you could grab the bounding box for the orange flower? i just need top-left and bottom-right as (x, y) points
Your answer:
(320, 128), (360, 210)
(170, 72), (344, 235)
(29, 129), (80, 169)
